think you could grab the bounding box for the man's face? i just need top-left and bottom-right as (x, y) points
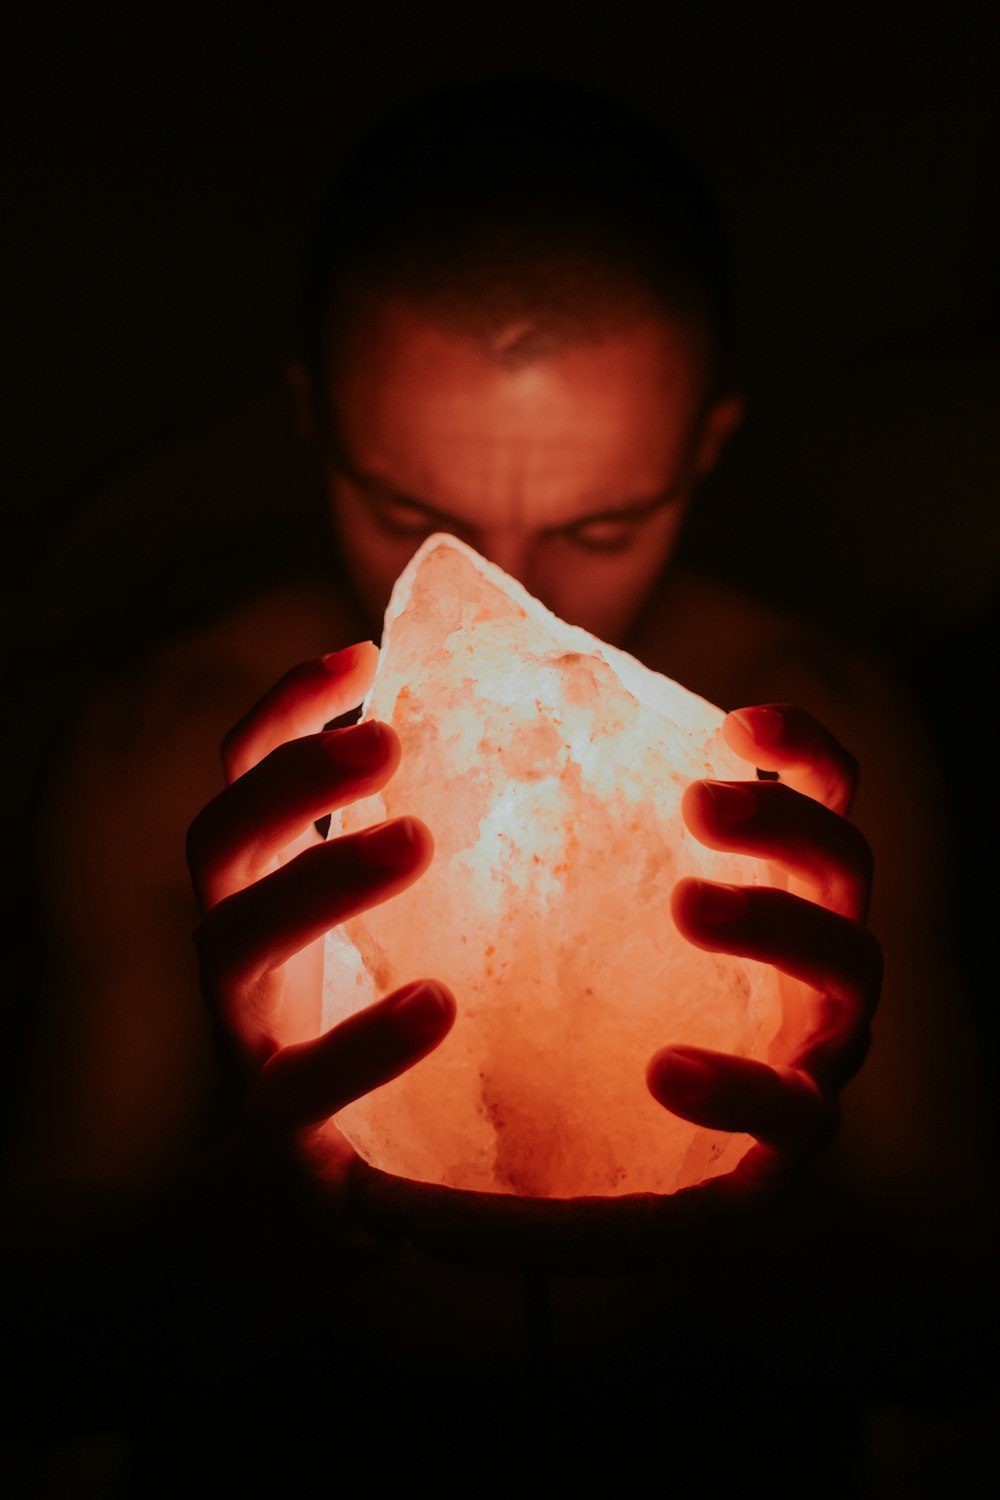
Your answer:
(325, 299), (724, 644)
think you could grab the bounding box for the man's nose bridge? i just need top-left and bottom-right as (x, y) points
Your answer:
(479, 530), (532, 587)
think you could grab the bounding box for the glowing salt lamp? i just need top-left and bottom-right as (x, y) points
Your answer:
(324, 535), (781, 1198)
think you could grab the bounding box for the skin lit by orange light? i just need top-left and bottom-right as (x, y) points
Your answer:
(324, 301), (741, 645)
(322, 537), (782, 1198)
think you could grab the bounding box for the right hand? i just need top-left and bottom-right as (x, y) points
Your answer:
(185, 643), (456, 1187)
(648, 704), (880, 1185)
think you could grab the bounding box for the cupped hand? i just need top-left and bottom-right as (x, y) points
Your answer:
(647, 704), (883, 1183)
(186, 644), (455, 1177)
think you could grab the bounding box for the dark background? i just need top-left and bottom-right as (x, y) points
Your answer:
(3, 7), (999, 1488)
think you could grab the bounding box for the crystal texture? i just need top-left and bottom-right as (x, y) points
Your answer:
(324, 535), (781, 1197)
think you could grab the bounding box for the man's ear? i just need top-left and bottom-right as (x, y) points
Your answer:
(284, 359), (317, 438)
(694, 392), (745, 478)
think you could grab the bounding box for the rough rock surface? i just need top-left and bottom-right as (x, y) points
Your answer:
(324, 535), (781, 1197)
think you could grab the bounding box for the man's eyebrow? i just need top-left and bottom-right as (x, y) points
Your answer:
(548, 485), (687, 532)
(338, 456), (687, 530)
(336, 458), (466, 527)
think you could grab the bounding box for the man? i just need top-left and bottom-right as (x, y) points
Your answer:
(23, 82), (982, 1247)
(29, 82), (977, 1194)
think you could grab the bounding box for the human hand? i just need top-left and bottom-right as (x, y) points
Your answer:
(186, 644), (455, 1186)
(646, 705), (883, 1184)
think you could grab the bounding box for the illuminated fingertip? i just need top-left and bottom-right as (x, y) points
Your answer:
(729, 706), (784, 747)
(322, 719), (387, 767)
(389, 980), (455, 1042)
(648, 1046), (716, 1109)
(699, 780), (757, 827)
(356, 816), (425, 869)
(685, 880), (749, 927)
(321, 641), (376, 673)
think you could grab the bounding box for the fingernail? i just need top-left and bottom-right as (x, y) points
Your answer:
(323, 720), (386, 767)
(691, 881), (748, 926)
(322, 642), (374, 673)
(655, 1048), (716, 1108)
(702, 780), (757, 827)
(389, 980), (452, 1042)
(731, 706), (784, 747)
(356, 817), (421, 868)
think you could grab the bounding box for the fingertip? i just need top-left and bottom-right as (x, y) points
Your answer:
(725, 705), (785, 753)
(679, 779), (704, 833)
(724, 706), (858, 812)
(651, 1044), (833, 1155)
(321, 641), (379, 679)
(646, 1045), (718, 1117)
(321, 718), (400, 772)
(354, 815), (434, 872)
(319, 641), (381, 719)
(408, 816), (435, 875)
(671, 878), (749, 938)
(252, 977), (456, 1131)
(388, 979), (457, 1046)
(670, 876), (695, 930)
(722, 707), (787, 779)
(222, 648), (383, 782)
(682, 779), (758, 841)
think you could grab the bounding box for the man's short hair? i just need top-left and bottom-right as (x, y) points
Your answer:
(303, 81), (737, 398)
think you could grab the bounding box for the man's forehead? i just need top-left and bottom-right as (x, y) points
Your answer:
(331, 301), (708, 479)
(334, 295), (704, 382)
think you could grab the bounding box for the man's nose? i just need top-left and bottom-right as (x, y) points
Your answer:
(477, 531), (535, 592)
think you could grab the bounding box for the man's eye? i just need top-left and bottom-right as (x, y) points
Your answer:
(563, 519), (639, 554)
(372, 501), (437, 538)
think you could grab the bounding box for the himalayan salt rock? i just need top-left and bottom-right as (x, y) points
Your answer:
(324, 535), (781, 1198)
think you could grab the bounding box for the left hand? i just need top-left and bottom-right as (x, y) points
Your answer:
(186, 645), (455, 1190)
(646, 704), (883, 1183)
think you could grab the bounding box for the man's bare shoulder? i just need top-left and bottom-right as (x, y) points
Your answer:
(635, 565), (871, 722)
(48, 577), (359, 876)
(102, 578), (356, 756)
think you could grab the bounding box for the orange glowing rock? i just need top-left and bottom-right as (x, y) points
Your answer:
(324, 535), (781, 1197)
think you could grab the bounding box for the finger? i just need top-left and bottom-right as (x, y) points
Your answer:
(672, 878), (882, 1089)
(223, 643), (379, 782)
(253, 979), (456, 1130)
(646, 1046), (837, 1160)
(722, 704), (859, 814)
(682, 779), (873, 920)
(196, 817), (433, 1007)
(188, 721), (400, 909)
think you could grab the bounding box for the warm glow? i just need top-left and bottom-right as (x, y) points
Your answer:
(324, 535), (781, 1197)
